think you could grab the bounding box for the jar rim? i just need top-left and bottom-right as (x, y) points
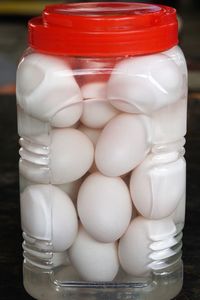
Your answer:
(28, 2), (178, 57)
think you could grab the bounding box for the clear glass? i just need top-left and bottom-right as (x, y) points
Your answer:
(16, 45), (188, 300)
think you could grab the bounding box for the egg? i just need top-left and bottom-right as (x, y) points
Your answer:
(151, 98), (187, 144)
(77, 172), (132, 243)
(130, 154), (186, 219)
(50, 129), (94, 184)
(20, 128), (94, 184)
(79, 125), (101, 173)
(118, 216), (177, 276)
(54, 179), (82, 203)
(68, 226), (119, 281)
(20, 184), (78, 252)
(80, 82), (118, 128)
(95, 113), (151, 177)
(107, 54), (184, 114)
(82, 81), (107, 99)
(16, 53), (83, 127)
(78, 125), (101, 146)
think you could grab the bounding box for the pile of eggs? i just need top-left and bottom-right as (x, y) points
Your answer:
(17, 47), (187, 281)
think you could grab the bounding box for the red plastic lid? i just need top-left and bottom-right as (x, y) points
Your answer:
(29, 2), (178, 57)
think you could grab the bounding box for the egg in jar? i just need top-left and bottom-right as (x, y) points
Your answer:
(107, 53), (184, 114)
(69, 226), (119, 281)
(81, 81), (118, 129)
(16, 53), (83, 127)
(77, 172), (133, 243)
(20, 184), (78, 252)
(95, 113), (151, 177)
(20, 128), (94, 184)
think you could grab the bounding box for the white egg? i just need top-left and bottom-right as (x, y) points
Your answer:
(151, 98), (187, 144)
(55, 178), (83, 202)
(50, 129), (94, 184)
(80, 82), (118, 128)
(107, 54), (184, 114)
(20, 128), (94, 184)
(130, 154), (186, 219)
(118, 216), (177, 276)
(69, 226), (119, 281)
(79, 125), (101, 173)
(20, 184), (78, 252)
(77, 172), (132, 243)
(51, 102), (83, 128)
(78, 125), (101, 146)
(164, 46), (188, 77)
(95, 113), (151, 177)
(82, 81), (107, 99)
(16, 53), (83, 127)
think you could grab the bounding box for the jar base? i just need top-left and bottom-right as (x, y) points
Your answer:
(23, 260), (183, 300)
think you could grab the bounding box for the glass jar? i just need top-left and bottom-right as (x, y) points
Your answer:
(16, 3), (188, 300)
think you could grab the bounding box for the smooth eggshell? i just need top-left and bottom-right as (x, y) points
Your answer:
(79, 125), (101, 145)
(20, 128), (94, 184)
(77, 172), (132, 243)
(50, 129), (94, 184)
(69, 226), (119, 281)
(82, 81), (107, 99)
(107, 54), (184, 114)
(20, 184), (78, 251)
(79, 125), (101, 173)
(51, 102), (83, 128)
(130, 154), (186, 219)
(16, 53), (83, 127)
(118, 216), (177, 276)
(81, 82), (118, 128)
(55, 178), (83, 202)
(95, 113), (151, 177)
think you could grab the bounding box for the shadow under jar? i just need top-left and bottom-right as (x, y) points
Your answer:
(16, 2), (188, 300)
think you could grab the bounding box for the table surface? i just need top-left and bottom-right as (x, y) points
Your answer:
(0, 95), (199, 300)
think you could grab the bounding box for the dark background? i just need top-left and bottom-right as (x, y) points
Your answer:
(0, 1), (199, 299)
